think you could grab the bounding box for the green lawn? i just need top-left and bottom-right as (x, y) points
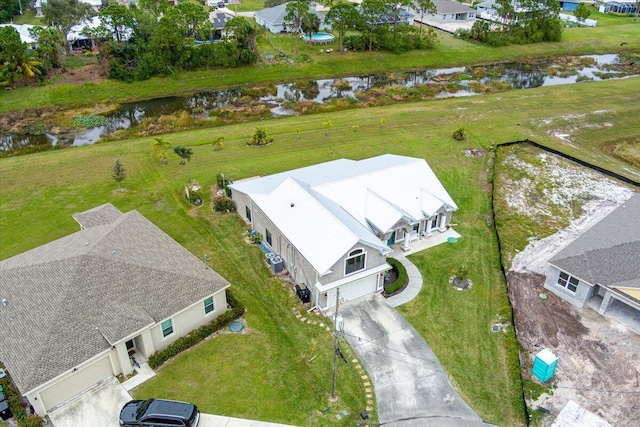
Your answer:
(1, 78), (639, 426)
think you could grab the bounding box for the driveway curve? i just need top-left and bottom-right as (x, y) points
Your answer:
(340, 295), (496, 427)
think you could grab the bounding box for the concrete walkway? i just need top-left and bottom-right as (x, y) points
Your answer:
(387, 228), (461, 307)
(340, 295), (495, 427)
(386, 254), (423, 308)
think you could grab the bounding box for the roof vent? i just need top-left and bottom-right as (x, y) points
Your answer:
(290, 203), (295, 207)
(1, 298), (8, 307)
(112, 250), (116, 256)
(85, 241), (89, 246)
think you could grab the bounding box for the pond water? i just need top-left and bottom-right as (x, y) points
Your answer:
(1, 54), (635, 153)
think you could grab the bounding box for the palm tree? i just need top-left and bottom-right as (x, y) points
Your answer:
(173, 145), (194, 181)
(152, 137), (172, 165)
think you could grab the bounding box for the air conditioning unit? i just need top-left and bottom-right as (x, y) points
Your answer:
(265, 252), (276, 260)
(270, 256), (284, 273)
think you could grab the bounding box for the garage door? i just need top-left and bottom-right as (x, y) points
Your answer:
(340, 274), (378, 304)
(40, 355), (114, 412)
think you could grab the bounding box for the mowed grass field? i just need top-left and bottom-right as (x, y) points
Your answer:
(1, 77), (639, 426)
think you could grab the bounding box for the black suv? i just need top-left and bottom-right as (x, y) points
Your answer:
(119, 399), (200, 427)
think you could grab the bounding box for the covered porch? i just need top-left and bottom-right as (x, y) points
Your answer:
(391, 227), (461, 256)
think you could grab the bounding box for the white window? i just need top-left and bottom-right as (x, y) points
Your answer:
(557, 272), (579, 293)
(204, 296), (215, 314)
(161, 319), (174, 337)
(345, 249), (366, 275)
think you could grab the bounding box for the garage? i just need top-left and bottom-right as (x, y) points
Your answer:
(339, 274), (379, 304)
(39, 355), (114, 412)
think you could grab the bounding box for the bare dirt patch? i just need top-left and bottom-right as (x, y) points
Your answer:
(52, 64), (105, 86)
(508, 272), (640, 426)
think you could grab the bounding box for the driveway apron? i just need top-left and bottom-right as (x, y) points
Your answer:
(48, 376), (132, 427)
(340, 294), (495, 427)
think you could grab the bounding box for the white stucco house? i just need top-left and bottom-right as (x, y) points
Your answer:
(544, 193), (640, 330)
(229, 154), (458, 312)
(0, 204), (230, 416)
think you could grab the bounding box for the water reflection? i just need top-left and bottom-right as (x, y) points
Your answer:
(1, 54), (635, 153)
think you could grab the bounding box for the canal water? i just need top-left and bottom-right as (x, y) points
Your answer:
(1, 54), (634, 153)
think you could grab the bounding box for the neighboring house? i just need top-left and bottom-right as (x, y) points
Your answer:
(230, 155), (457, 312)
(210, 10), (234, 40)
(598, 0), (639, 14)
(412, 0), (476, 22)
(0, 24), (38, 49)
(544, 194), (640, 329)
(0, 204), (230, 416)
(255, 2), (330, 33)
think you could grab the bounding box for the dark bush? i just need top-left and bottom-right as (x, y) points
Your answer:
(384, 257), (408, 295)
(147, 291), (245, 369)
(0, 363), (44, 426)
(212, 194), (236, 212)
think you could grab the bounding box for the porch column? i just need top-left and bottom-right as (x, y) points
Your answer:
(425, 217), (433, 237)
(439, 212), (447, 231)
(402, 229), (410, 251)
(139, 329), (155, 358)
(598, 292), (614, 315)
(116, 342), (133, 376)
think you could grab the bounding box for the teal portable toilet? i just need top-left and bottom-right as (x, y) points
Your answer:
(532, 349), (558, 382)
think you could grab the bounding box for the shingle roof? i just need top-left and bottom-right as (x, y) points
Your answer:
(550, 193), (640, 289)
(73, 203), (124, 228)
(432, 0), (476, 14)
(0, 206), (230, 394)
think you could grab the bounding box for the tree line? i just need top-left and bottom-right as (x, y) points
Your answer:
(0, 0), (258, 86)
(457, 0), (564, 45)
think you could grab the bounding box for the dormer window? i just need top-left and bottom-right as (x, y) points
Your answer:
(345, 248), (366, 275)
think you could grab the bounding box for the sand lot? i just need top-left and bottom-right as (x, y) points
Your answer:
(501, 148), (639, 426)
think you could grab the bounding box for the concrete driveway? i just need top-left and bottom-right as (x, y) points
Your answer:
(340, 295), (495, 427)
(48, 376), (132, 427)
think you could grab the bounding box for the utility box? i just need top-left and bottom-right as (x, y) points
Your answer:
(532, 349), (558, 383)
(270, 256), (284, 274)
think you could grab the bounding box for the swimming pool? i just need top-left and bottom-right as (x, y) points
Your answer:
(301, 32), (335, 45)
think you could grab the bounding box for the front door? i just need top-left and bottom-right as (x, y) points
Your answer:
(387, 231), (396, 245)
(126, 339), (135, 356)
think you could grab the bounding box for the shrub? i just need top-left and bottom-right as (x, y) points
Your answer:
(147, 291), (245, 369)
(384, 257), (408, 295)
(248, 127), (273, 146)
(186, 187), (203, 205)
(453, 126), (465, 141)
(0, 363), (44, 427)
(212, 194), (236, 213)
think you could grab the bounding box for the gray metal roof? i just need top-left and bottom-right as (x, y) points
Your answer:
(550, 193), (640, 288)
(0, 206), (230, 394)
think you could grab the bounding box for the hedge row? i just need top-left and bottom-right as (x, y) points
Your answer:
(147, 291), (245, 369)
(0, 363), (44, 427)
(384, 257), (409, 295)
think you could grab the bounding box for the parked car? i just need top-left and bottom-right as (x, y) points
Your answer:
(119, 399), (200, 427)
